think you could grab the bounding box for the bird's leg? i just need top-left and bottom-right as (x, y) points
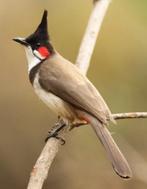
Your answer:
(69, 120), (88, 130)
(45, 116), (68, 144)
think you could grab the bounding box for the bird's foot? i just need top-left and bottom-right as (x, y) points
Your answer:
(45, 117), (67, 145)
(69, 120), (88, 130)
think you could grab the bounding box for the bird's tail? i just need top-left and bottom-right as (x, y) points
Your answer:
(89, 115), (132, 178)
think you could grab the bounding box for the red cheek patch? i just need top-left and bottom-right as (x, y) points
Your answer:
(37, 46), (50, 58)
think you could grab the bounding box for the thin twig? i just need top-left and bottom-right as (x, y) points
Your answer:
(113, 112), (147, 120)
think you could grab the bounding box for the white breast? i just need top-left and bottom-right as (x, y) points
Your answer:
(33, 74), (75, 120)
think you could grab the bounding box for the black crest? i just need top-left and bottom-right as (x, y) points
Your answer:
(25, 10), (54, 53)
(13, 10), (54, 54)
(26, 10), (49, 45)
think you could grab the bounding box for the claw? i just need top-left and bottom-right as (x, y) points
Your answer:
(45, 134), (66, 145)
(45, 118), (67, 144)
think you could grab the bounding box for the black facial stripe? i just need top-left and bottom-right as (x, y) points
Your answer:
(32, 50), (42, 61)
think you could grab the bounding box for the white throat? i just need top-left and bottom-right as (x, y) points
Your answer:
(24, 46), (41, 72)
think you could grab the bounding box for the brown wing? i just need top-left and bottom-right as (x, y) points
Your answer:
(38, 54), (112, 124)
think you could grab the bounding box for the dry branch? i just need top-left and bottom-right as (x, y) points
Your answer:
(113, 112), (147, 120)
(27, 0), (147, 189)
(76, 0), (111, 74)
(27, 138), (59, 189)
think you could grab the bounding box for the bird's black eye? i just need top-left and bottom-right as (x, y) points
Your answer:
(37, 42), (41, 47)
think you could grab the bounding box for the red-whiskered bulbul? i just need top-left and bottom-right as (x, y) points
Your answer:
(13, 10), (132, 178)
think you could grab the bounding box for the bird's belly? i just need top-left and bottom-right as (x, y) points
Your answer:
(33, 75), (76, 120)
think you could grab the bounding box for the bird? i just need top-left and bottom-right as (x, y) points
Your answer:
(13, 10), (132, 179)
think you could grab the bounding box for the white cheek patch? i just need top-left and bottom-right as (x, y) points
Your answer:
(33, 50), (45, 60)
(24, 47), (41, 72)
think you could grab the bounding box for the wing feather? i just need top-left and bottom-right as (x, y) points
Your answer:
(38, 54), (112, 124)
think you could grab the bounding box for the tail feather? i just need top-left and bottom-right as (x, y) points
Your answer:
(89, 116), (132, 178)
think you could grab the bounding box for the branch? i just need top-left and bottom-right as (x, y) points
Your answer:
(27, 138), (59, 189)
(76, 0), (111, 74)
(27, 118), (66, 189)
(113, 112), (147, 120)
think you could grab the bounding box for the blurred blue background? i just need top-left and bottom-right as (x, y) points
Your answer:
(1, 0), (147, 188)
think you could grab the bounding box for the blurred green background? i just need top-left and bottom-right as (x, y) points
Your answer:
(1, 0), (147, 188)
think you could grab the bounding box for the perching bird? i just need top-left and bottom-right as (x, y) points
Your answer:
(13, 10), (132, 178)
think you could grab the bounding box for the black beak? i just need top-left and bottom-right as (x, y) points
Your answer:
(13, 37), (29, 46)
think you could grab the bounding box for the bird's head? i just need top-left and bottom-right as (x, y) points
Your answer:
(13, 10), (54, 64)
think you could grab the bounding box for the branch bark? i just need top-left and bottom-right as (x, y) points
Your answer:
(113, 112), (147, 120)
(27, 0), (147, 189)
(27, 138), (59, 189)
(76, 0), (111, 74)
